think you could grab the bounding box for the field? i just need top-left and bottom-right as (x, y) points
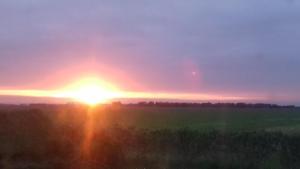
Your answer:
(97, 106), (300, 132)
(1, 104), (300, 169)
(2, 104), (300, 132)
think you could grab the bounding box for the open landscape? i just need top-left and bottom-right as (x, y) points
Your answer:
(1, 103), (300, 169)
(1, 0), (300, 168)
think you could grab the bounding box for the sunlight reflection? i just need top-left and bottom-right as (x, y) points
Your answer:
(79, 106), (97, 168)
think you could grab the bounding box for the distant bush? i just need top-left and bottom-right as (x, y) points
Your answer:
(130, 101), (296, 108)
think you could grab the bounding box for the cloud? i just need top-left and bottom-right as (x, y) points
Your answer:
(0, 0), (300, 103)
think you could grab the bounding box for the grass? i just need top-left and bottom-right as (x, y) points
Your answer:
(2, 105), (300, 132)
(1, 105), (300, 169)
(97, 106), (300, 131)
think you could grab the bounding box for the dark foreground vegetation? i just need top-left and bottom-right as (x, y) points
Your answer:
(1, 104), (300, 169)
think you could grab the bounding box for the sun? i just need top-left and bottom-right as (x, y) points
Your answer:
(71, 84), (115, 105)
(55, 77), (122, 105)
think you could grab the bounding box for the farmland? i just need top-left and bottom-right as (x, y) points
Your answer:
(99, 106), (300, 132)
(1, 104), (300, 169)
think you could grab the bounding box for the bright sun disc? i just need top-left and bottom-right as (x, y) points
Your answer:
(55, 77), (122, 105)
(72, 84), (114, 105)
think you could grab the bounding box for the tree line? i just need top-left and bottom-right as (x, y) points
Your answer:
(121, 101), (296, 108)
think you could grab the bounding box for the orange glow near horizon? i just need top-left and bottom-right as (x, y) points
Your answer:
(0, 76), (261, 104)
(53, 77), (122, 105)
(122, 91), (248, 101)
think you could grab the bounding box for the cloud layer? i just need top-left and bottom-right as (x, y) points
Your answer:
(1, 0), (300, 104)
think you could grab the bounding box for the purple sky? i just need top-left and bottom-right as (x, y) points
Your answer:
(1, 0), (300, 104)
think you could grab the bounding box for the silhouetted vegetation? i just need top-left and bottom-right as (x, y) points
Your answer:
(1, 104), (300, 169)
(129, 102), (296, 108)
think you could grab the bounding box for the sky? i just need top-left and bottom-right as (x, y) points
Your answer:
(0, 0), (300, 104)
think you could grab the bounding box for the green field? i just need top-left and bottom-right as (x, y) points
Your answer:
(2, 105), (300, 169)
(2, 105), (300, 133)
(84, 106), (300, 132)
